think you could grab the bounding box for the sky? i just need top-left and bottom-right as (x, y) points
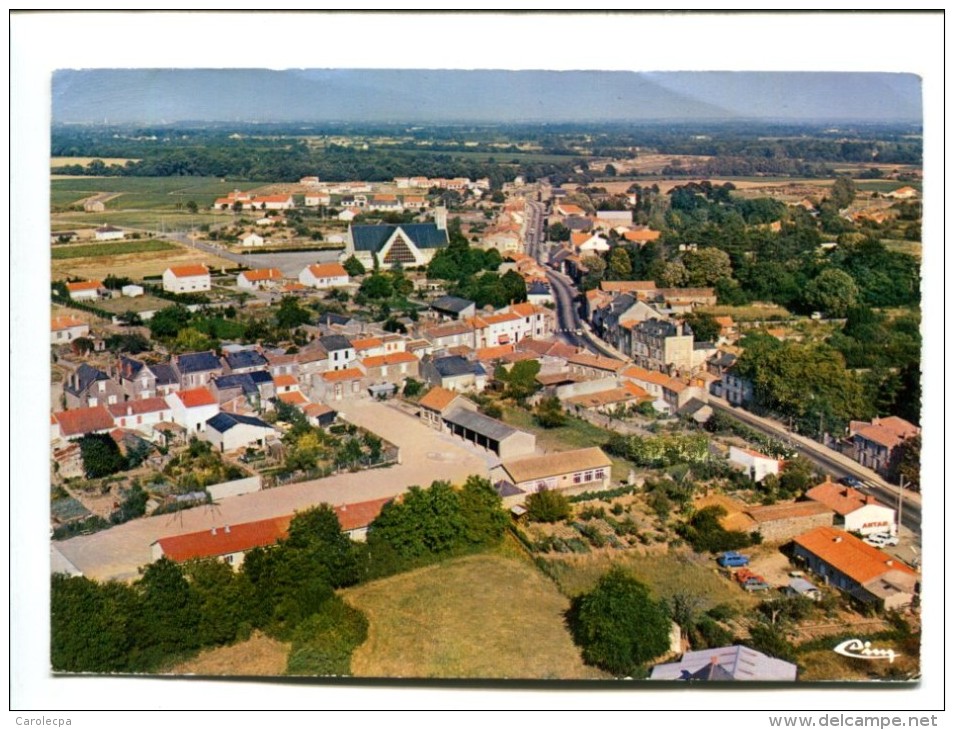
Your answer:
(52, 69), (922, 125)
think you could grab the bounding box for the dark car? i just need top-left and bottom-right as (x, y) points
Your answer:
(838, 475), (863, 488)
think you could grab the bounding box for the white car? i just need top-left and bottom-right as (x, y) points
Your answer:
(864, 533), (900, 547)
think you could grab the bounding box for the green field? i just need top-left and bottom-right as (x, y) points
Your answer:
(51, 239), (177, 260)
(51, 176), (260, 210)
(51, 210), (224, 231)
(854, 180), (922, 193)
(341, 550), (606, 680)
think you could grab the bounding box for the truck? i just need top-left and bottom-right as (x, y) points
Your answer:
(717, 551), (751, 568)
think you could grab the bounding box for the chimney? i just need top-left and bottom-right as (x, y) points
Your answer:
(886, 560), (894, 567)
(224, 524), (230, 534)
(211, 527), (217, 535)
(833, 536), (842, 543)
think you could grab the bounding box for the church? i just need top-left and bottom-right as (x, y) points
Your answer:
(342, 207), (449, 270)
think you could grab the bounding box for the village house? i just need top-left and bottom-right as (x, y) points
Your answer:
(320, 334), (356, 372)
(848, 416), (920, 476)
(237, 268), (284, 290)
(791, 526), (917, 610)
(210, 372), (274, 409)
(241, 232), (265, 247)
(298, 262), (350, 290)
(107, 396), (172, 437)
(202, 412), (279, 453)
(167, 387), (220, 433)
(304, 190), (332, 207)
(51, 315), (89, 345)
(333, 497), (392, 542)
(421, 355), (487, 393)
(162, 264), (211, 294)
(174, 351), (224, 389)
(491, 447), (613, 497)
(629, 318), (694, 374)
(51, 405), (116, 441)
(64, 363), (123, 409)
(566, 352), (628, 381)
(420, 320), (476, 351)
(66, 280), (105, 301)
(417, 386), (475, 430)
(151, 515), (293, 569)
(429, 295), (477, 322)
(806, 477), (897, 536)
(728, 446), (780, 483)
(314, 367), (364, 403)
(360, 352), (420, 385)
(569, 231), (610, 255)
(221, 348), (268, 376)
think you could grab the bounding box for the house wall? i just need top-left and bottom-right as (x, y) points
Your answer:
(169, 401), (219, 434)
(754, 513), (834, 543)
(163, 273), (211, 293)
(207, 475), (262, 501)
(514, 465), (611, 495)
(65, 378), (124, 410)
(51, 324), (90, 344)
(204, 422), (276, 452)
(845, 504), (896, 536)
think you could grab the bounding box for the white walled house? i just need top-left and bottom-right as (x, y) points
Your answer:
(237, 268), (284, 290)
(304, 190), (332, 207)
(167, 387), (220, 434)
(299, 263), (350, 289)
(108, 397), (172, 437)
(51, 315), (90, 344)
(806, 478), (898, 536)
(728, 446), (780, 483)
(94, 224), (125, 241)
(242, 233), (265, 247)
(163, 265), (211, 293)
(202, 412), (278, 452)
(66, 280), (105, 301)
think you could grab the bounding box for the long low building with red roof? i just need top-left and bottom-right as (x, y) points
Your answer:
(792, 526), (917, 610)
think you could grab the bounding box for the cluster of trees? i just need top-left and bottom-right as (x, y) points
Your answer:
(733, 334), (874, 438)
(494, 360), (541, 403)
(365, 476), (509, 579)
(675, 505), (760, 554)
(52, 504), (366, 674)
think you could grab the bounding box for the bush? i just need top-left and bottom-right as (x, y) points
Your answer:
(285, 596), (368, 676)
(568, 568), (672, 676)
(526, 488), (571, 523)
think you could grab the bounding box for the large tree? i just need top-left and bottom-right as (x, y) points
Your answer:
(682, 247), (733, 287)
(803, 268), (860, 317)
(568, 568), (672, 676)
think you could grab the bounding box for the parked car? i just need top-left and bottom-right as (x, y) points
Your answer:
(865, 532), (900, 547)
(742, 579), (772, 592)
(717, 551), (751, 568)
(838, 475), (863, 488)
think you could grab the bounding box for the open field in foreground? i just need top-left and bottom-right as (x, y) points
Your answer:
(51, 176), (260, 210)
(167, 632), (290, 676)
(341, 550), (607, 680)
(51, 239), (176, 260)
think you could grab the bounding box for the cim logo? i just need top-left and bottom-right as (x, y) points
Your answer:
(833, 639), (899, 663)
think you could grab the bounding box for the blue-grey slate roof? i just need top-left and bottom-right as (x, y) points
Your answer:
(527, 281), (551, 295)
(493, 480), (526, 498)
(152, 362), (179, 386)
(350, 223), (449, 252)
(65, 364), (110, 395)
(224, 349), (268, 370)
(320, 334), (353, 352)
(432, 295), (475, 314)
(432, 355), (481, 378)
(177, 351), (222, 374)
(248, 370), (274, 385)
(206, 412), (273, 433)
(213, 374), (259, 397)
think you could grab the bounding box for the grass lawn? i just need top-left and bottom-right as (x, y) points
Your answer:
(51, 210), (224, 231)
(167, 631), (290, 676)
(51, 239), (176, 260)
(882, 239), (922, 258)
(538, 547), (760, 614)
(340, 550), (607, 680)
(698, 303), (792, 322)
(92, 294), (172, 315)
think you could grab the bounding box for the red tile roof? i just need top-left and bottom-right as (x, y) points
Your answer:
(851, 417), (919, 450)
(276, 391), (310, 406)
(176, 387), (217, 408)
(306, 263), (348, 279)
(361, 352), (418, 368)
(623, 229), (661, 243)
(156, 515), (293, 562)
(53, 405), (115, 437)
(567, 352), (628, 372)
(241, 268), (283, 282)
(66, 280), (103, 292)
(350, 337), (384, 351)
(621, 365), (671, 387)
(793, 526), (916, 584)
(167, 264), (210, 278)
(806, 479), (877, 516)
(273, 374), (299, 388)
(475, 344), (516, 361)
(334, 497), (391, 533)
(418, 386), (460, 413)
(108, 397), (170, 418)
(321, 367), (363, 382)
(51, 315), (88, 331)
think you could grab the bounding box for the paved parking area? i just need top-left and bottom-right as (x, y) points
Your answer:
(54, 400), (492, 581)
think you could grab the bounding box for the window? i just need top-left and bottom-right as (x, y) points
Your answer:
(573, 472), (582, 485)
(594, 468), (605, 480)
(584, 470), (593, 482)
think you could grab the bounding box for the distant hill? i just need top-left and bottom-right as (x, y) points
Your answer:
(52, 69), (921, 125)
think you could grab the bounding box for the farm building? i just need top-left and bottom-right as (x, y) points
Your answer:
(442, 406), (536, 460)
(151, 515), (293, 569)
(163, 264), (211, 294)
(791, 526), (917, 610)
(94, 224), (125, 241)
(805, 477), (897, 536)
(492, 447), (612, 497)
